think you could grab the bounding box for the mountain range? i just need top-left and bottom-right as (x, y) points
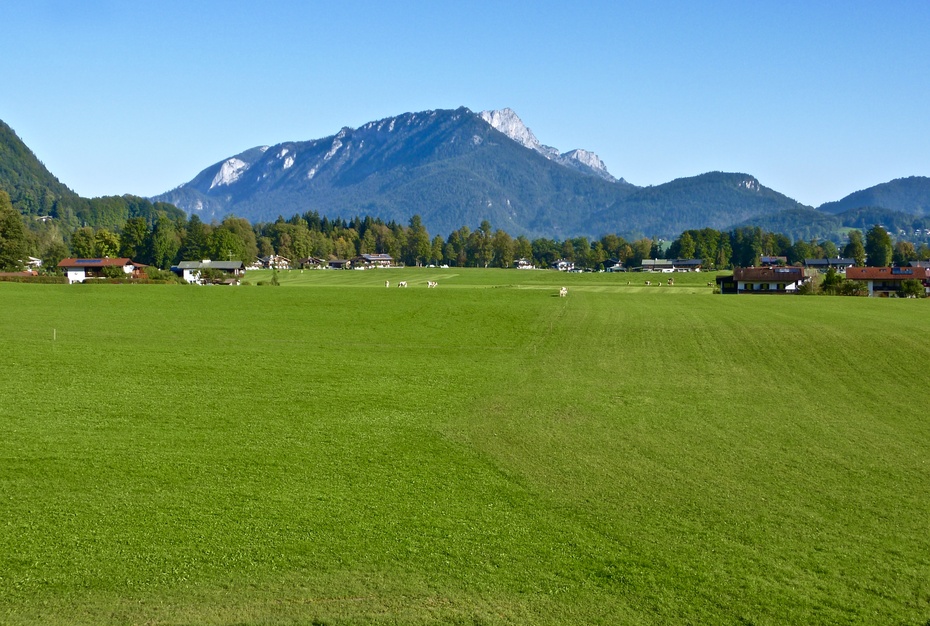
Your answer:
(2, 110), (929, 241)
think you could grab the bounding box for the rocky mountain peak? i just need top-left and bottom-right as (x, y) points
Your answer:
(479, 108), (617, 182)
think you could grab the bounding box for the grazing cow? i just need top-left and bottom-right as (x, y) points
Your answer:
(559, 287), (568, 297)
(667, 277), (674, 286)
(397, 281), (408, 288)
(645, 280), (651, 286)
(427, 281), (438, 288)
(385, 280), (390, 288)
(707, 282), (714, 287)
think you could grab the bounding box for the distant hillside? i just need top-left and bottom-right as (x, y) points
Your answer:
(588, 172), (812, 238)
(0, 119), (184, 230)
(155, 108), (812, 239)
(731, 205), (930, 243)
(728, 207), (843, 242)
(818, 176), (930, 216)
(0, 119), (84, 217)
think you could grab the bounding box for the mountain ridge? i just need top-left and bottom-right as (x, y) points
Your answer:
(153, 107), (816, 239)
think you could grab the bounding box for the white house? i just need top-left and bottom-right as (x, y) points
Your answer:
(173, 260), (245, 284)
(57, 258), (146, 284)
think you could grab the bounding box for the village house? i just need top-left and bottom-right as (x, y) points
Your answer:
(351, 253), (393, 268)
(57, 258), (147, 284)
(844, 266), (930, 297)
(297, 256), (325, 268)
(256, 255), (292, 269)
(760, 255), (788, 266)
(716, 266), (811, 294)
(551, 259), (574, 271)
(514, 257), (534, 269)
(671, 258), (703, 272)
(172, 260), (246, 284)
(640, 259), (674, 272)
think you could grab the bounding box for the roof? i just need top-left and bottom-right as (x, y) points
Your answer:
(58, 257), (137, 268)
(358, 253), (392, 262)
(846, 266), (930, 281)
(176, 260), (244, 270)
(733, 267), (808, 282)
(804, 258), (854, 267)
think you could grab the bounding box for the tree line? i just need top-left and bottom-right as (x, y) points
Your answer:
(1, 189), (927, 272)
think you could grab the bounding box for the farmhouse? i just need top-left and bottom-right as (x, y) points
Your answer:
(58, 258), (147, 284)
(351, 253), (393, 268)
(551, 259), (574, 271)
(641, 259), (674, 272)
(760, 255), (788, 266)
(328, 259), (352, 269)
(671, 258), (703, 272)
(256, 255), (291, 269)
(173, 260), (246, 284)
(638, 258), (702, 272)
(805, 257), (854, 271)
(298, 256), (325, 268)
(514, 257), (534, 269)
(717, 266), (811, 294)
(844, 266), (930, 297)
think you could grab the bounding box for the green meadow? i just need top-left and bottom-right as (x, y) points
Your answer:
(1, 269), (928, 625)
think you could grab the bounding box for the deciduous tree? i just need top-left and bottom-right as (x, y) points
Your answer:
(864, 225), (892, 267)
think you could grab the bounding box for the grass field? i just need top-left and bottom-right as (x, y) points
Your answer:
(1, 269), (929, 624)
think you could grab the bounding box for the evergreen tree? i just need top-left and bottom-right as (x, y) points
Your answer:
(179, 214), (211, 261)
(148, 214), (181, 269)
(0, 190), (29, 270)
(678, 232), (696, 259)
(120, 217), (149, 260)
(430, 235), (444, 264)
(404, 214), (430, 266)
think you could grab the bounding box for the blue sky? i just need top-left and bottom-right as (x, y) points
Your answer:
(2, 1), (928, 207)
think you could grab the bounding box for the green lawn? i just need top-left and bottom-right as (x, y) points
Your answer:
(1, 270), (928, 624)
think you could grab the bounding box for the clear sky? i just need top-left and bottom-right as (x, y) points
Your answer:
(2, 0), (928, 207)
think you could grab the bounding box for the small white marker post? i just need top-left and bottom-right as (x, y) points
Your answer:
(53, 328), (56, 341)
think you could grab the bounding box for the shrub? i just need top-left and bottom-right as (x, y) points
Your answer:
(0, 275), (68, 284)
(898, 279), (926, 298)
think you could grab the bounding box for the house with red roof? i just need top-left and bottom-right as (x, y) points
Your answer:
(845, 266), (930, 297)
(57, 258), (147, 284)
(716, 266), (812, 294)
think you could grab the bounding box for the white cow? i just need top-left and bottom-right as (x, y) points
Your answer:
(385, 280), (390, 288)
(398, 281), (408, 288)
(559, 287), (568, 297)
(427, 281), (438, 288)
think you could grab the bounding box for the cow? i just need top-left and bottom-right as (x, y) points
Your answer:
(559, 287), (568, 297)
(427, 281), (438, 288)
(645, 280), (651, 286)
(397, 281), (408, 288)
(385, 280), (390, 288)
